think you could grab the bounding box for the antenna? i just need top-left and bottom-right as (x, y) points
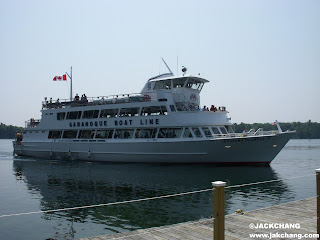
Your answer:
(177, 56), (178, 75)
(161, 58), (173, 75)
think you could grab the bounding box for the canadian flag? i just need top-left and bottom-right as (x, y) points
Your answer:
(53, 74), (67, 81)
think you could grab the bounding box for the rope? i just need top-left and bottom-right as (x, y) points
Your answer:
(0, 173), (315, 218)
(0, 188), (212, 218)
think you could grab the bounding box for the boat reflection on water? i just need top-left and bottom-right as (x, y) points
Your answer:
(12, 159), (293, 233)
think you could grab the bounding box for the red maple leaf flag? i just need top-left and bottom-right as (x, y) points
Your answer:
(53, 75), (67, 81)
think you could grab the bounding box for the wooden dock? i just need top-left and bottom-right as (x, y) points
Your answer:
(79, 197), (317, 240)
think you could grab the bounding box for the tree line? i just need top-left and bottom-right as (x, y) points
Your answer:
(0, 121), (320, 139)
(0, 123), (24, 139)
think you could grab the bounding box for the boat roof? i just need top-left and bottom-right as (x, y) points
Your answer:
(148, 74), (209, 83)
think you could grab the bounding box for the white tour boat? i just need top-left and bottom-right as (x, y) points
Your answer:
(13, 64), (295, 164)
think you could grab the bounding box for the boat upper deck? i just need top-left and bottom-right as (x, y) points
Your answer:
(43, 74), (212, 111)
(43, 93), (149, 110)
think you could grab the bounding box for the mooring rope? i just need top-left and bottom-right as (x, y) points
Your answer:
(0, 173), (315, 218)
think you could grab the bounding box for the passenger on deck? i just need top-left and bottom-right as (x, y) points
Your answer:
(56, 98), (60, 107)
(81, 94), (87, 102)
(74, 94), (80, 101)
(202, 106), (207, 111)
(210, 105), (214, 111)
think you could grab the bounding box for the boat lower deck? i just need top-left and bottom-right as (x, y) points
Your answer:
(13, 132), (293, 164)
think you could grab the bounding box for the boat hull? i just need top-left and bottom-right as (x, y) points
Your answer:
(13, 132), (293, 165)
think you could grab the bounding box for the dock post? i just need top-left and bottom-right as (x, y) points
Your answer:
(316, 169), (320, 237)
(212, 181), (226, 240)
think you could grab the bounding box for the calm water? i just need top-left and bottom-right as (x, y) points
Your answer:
(0, 139), (319, 240)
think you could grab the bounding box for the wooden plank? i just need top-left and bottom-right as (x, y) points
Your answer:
(80, 197), (317, 240)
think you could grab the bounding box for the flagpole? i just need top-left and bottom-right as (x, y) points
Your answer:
(70, 66), (72, 101)
(66, 66), (73, 101)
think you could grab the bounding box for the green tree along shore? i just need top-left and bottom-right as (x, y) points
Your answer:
(0, 123), (24, 139)
(1, 121), (320, 139)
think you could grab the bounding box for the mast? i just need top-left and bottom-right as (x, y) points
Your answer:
(66, 66), (73, 101)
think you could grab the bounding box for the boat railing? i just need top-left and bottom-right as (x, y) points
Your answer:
(25, 119), (41, 128)
(219, 129), (279, 139)
(42, 92), (154, 109)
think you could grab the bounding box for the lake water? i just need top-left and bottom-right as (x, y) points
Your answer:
(0, 139), (319, 240)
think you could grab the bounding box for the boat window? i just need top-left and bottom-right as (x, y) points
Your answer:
(226, 126), (234, 133)
(96, 129), (114, 139)
(219, 127), (228, 134)
(198, 82), (204, 91)
(202, 127), (212, 137)
(83, 110), (99, 119)
(62, 130), (78, 139)
(141, 106), (167, 116)
(172, 78), (187, 88)
(135, 128), (157, 138)
(119, 107), (140, 117)
(158, 128), (182, 138)
(183, 128), (193, 138)
(212, 127), (220, 135)
(192, 128), (203, 138)
(153, 80), (172, 90)
(114, 129), (134, 139)
(79, 130), (95, 139)
(66, 111), (82, 120)
(48, 131), (62, 139)
(161, 106), (168, 115)
(57, 112), (66, 120)
(100, 108), (119, 118)
(170, 105), (176, 112)
(185, 78), (205, 91)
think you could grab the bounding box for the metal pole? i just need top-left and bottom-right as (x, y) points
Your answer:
(70, 66), (73, 101)
(316, 169), (320, 237)
(212, 181), (226, 240)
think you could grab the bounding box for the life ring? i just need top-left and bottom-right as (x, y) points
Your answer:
(190, 94), (197, 101)
(143, 94), (151, 101)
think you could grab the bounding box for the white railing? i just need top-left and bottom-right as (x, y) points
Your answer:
(25, 119), (41, 128)
(215, 129), (279, 139)
(42, 92), (155, 109)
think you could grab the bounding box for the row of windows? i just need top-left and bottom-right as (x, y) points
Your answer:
(48, 126), (229, 140)
(153, 77), (205, 91)
(56, 105), (169, 120)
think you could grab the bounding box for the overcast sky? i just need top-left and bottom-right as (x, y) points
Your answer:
(1, 0), (319, 127)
